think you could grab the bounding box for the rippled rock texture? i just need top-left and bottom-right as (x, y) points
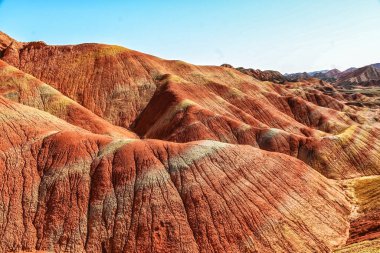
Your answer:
(0, 32), (379, 252)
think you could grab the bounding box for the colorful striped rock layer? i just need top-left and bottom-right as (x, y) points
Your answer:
(0, 31), (379, 252)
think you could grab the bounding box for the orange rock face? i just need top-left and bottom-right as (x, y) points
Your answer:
(0, 96), (351, 252)
(0, 59), (137, 138)
(0, 32), (379, 252)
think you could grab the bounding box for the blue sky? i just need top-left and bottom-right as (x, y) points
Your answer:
(1, 0), (379, 73)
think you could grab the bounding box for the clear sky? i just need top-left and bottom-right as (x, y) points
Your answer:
(1, 0), (379, 73)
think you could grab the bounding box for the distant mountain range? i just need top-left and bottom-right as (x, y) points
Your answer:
(285, 63), (380, 86)
(221, 64), (288, 83)
(226, 63), (380, 87)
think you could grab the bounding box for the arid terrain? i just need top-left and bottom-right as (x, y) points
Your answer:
(0, 31), (379, 252)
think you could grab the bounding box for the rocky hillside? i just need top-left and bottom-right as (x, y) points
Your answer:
(0, 31), (379, 252)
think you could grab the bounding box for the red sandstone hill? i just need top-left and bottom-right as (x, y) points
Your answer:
(0, 60), (137, 138)
(0, 31), (380, 252)
(0, 95), (351, 252)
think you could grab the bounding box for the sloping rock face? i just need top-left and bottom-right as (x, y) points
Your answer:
(0, 32), (17, 51)
(2, 35), (380, 179)
(343, 176), (380, 244)
(0, 60), (137, 138)
(0, 96), (351, 252)
(132, 74), (380, 179)
(334, 176), (380, 253)
(0, 32), (380, 252)
(1, 35), (253, 129)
